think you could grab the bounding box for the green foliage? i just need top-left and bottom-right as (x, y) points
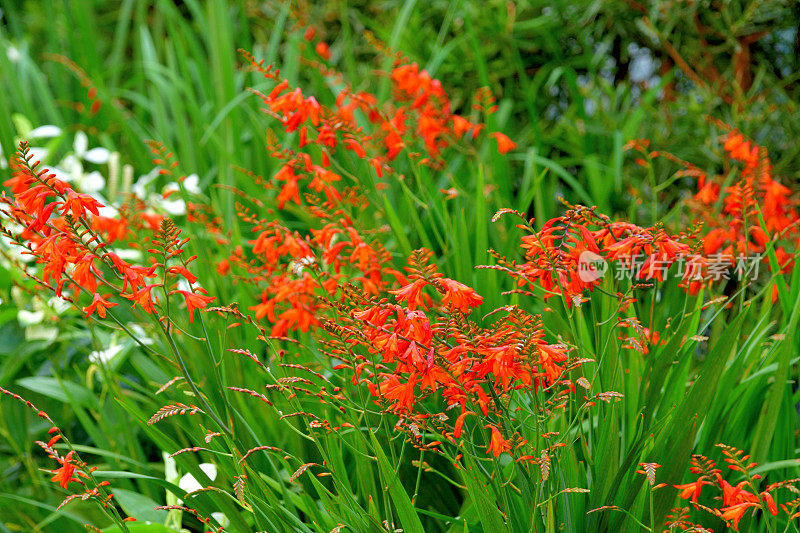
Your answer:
(0, 1), (798, 532)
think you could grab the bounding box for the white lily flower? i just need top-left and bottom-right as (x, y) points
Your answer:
(160, 198), (187, 216)
(6, 45), (21, 63)
(48, 165), (72, 182)
(17, 310), (44, 326)
(183, 174), (201, 194)
(28, 125), (62, 139)
(74, 131), (88, 155)
(132, 169), (159, 199)
(177, 464), (226, 525)
(81, 171), (106, 194)
(25, 325), (58, 342)
(211, 513), (230, 528)
(1, 234), (32, 263)
(84, 147), (111, 164)
(115, 249), (144, 262)
(47, 296), (72, 315)
(127, 323), (155, 345)
(98, 203), (119, 218)
(88, 343), (125, 365)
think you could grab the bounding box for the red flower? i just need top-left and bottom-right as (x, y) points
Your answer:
(83, 293), (118, 319)
(50, 451), (78, 490)
(389, 279), (427, 310)
(490, 132), (517, 154)
(167, 265), (198, 284)
(440, 278), (483, 313)
(71, 254), (102, 296)
(380, 374), (419, 413)
(674, 476), (712, 503)
(453, 411), (474, 439)
(485, 424), (511, 457)
(315, 41), (331, 61)
(123, 284), (159, 314)
(60, 189), (103, 219)
(274, 164), (301, 209)
(172, 289), (216, 323)
(720, 502), (759, 531)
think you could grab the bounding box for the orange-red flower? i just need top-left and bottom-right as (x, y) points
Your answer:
(71, 254), (102, 296)
(380, 374), (419, 413)
(440, 278), (483, 313)
(123, 284), (159, 314)
(50, 451), (78, 490)
(674, 476), (713, 503)
(389, 279), (428, 310)
(83, 293), (118, 319)
(490, 132), (516, 154)
(720, 502), (759, 531)
(453, 411), (474, 439)
(315, 41), (331, 61)
(485, 424), (511, 457)
(60, 189), (103, 219)
(172, 290), (216, 323)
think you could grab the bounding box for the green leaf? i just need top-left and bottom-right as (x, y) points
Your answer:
(370, 432), (424, 533)
(112, 489), (168, 524)
(460, 454), (509, 533)
(15, 376), (99, 409)
(93, 471), (183, 495)
(648, 309), (749, 523)
(750, 299), (800, 462)
(102, 523), (179, 533)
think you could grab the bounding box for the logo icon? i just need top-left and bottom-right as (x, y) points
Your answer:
(577, 251), (608, 282)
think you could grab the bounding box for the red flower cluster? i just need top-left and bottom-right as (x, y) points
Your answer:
(229, 47), (518, 338)
(323, 250), (580, 458)
(674, 445), (784, 531)
(634, 127), (798, 298)
(701, 131), (798, 255)
(493, 207), (694, 305)
(241, 43), (512, 214)
(0, 143), (213, 326)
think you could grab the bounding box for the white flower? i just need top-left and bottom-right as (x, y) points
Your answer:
(60, 154), (81, 182)
(115, 249), (143, 262)
(1, 234), (32, 263)
(98, 203), (119, 218)
(88, 343), (125, 365)
(28, 125), (62, 139)
(6, 45), (21, 63)
(74, 131), (89, 155)
(17, 310), (44, 326)
(48, 165), (72, 182)
(290, 256), (316, 276)
(176, 463), (226, 527)
(81, 171), (106, 194)
(211, 513), (230, 528)
(47, 296), (72, 315)
(26, 146), (49, 164)
(183, 174), (201, 194)
(84, 147), (111, 165)
(178, 463), (217, 496)
(132, 169), (159, 199)
(25, 325), (58, 342)
(127, 323), (154, 345)
(160, 198), (187, 216)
